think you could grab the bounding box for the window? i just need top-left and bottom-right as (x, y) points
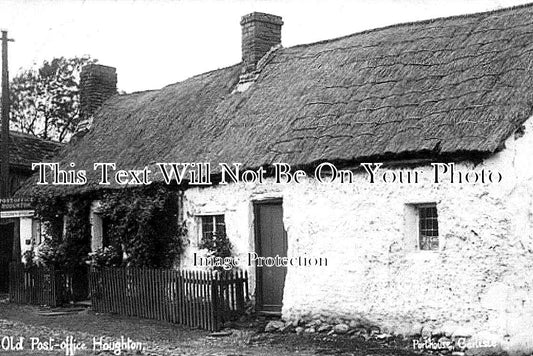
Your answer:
(199, 215), (226, 242)
(417, 204), (439, 251)
(91, 213), (112, 251)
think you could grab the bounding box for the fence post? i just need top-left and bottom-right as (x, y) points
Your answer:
(210, 272), (220, 331)
(235, 270), (245, 312)
(50, 266), (56, 307)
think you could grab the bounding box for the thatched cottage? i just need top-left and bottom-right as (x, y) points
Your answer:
(16, 3), (533, 351)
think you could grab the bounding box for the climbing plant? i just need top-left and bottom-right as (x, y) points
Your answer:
(98, 186), (185, 268)
(33, 194), (91, 269)
(32, 185), (186, 269)
(198, 231), (233, 261)
(198, 218), (233, 271)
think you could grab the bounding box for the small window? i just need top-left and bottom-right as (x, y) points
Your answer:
(418, 204), (439, 251)
(199, 215), (226, 242)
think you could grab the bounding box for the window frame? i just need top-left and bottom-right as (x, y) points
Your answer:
(416, 203), (439, 251)
(90, 201), (105, 252)
(197, 214), (226, 244)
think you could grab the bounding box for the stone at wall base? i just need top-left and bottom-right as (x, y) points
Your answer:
(334, 324), (350, 334)
(265, 320), (285, 332)
(409, 322), (425, 336)
(465, 346), (506, 356)
(317, 324), (332, 333)
(453, 326), (475, 338)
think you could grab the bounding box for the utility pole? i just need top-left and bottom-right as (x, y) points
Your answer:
(0, 30), (13, 198)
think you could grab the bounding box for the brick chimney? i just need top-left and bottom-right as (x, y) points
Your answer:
(241, 12), (283, 73)
(79, 64), (117, 121)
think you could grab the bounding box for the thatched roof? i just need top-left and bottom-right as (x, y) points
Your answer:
(5, 131), (62, 169)
(17, 3), (533, 195)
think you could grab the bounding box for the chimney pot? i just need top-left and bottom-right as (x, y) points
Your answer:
(79, 64), (117, 121)
(241, 12), (283, 73)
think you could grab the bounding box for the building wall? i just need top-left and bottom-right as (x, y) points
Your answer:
(181, 117), (533, 348)
(19, 217), (33, 257)
(0, 211), (36, 261)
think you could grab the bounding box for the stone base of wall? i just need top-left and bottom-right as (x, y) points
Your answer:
(277, 312), (533, 356)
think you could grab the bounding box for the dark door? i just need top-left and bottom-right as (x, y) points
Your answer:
(254, 200), (287, 313)
(0, 223), (14, 293)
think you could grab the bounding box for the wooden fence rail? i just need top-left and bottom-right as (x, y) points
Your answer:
(9, 263), (72, 307)
(88, 267), (249, 331)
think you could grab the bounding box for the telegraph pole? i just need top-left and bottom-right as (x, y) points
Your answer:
(0, 30), (13, 198)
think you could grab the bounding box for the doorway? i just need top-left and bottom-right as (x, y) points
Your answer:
(0, 223), (15, 293)
(253, 200), (287, 313)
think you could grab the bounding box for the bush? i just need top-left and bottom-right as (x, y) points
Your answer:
(87, 246), (123, 268)
(99, 186), (186, 268)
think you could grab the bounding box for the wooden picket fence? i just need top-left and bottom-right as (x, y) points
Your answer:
(9, 263), (72, 307)
(88, 267), (249, 331)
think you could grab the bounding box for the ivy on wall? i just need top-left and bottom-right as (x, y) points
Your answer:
(32, 185), (186, 269)
(33, 194), (67, 244)
(98, 186), (185, 268)
(33, 195), (91, 269)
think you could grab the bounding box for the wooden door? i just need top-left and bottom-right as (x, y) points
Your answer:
(254, 200), (287, 313)
(0, 223), (14, 293)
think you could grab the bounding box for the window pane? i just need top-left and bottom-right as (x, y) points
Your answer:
(202, 217), (214, 234)
(419, 205), (438, 251)
(215, 215), (226, 236)
(201, 216), (214, 241)
(200, 215), (227, 240)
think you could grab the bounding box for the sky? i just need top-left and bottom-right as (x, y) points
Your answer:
(0, 0), (531, 93)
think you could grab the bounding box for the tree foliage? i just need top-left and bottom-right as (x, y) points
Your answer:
(10, 55), (97, 142)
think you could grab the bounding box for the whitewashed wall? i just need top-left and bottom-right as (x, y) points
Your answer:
(181, 117), (533, 351)
(19, 217), (33, 257)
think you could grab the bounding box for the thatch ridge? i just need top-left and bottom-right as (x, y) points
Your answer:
(289, 2), (533, 51)
(16, 2), (533, 195)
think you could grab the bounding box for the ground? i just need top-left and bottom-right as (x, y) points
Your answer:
(0, 301), (428, 356)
